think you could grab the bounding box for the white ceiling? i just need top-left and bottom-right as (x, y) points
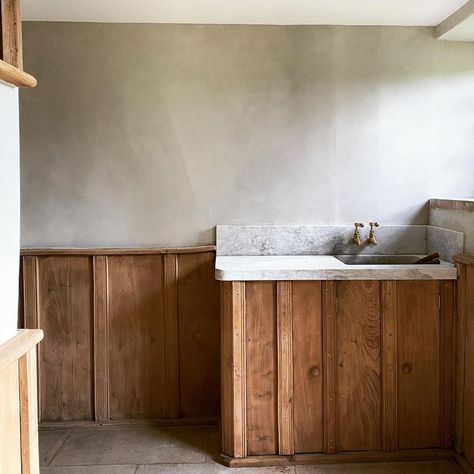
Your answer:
(22, 0), (469, 26)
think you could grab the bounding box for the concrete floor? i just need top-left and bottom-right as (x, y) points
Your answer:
(39, 425), (460, 474)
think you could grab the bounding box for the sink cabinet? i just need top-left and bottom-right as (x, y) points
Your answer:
(220, 279), (455, 465)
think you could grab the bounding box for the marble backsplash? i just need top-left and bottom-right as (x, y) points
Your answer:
(216, 225), (464, 260)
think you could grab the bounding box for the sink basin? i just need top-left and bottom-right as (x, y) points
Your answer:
(335, 255), (429, 265)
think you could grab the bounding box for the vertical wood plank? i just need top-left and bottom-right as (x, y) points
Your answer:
(107, 255), (166, 418)
(397, 280), (440, 449)
(292, 281), (323, 453)
(322, 280), (337, 454)
(440, 280), (455, 448)
(19, 349), (40, 474)
(221, 281), (246, 458)
(336, 280), (381, 452)
(382, 280), (398, 452)
(246, 281), (277, 456)
(177, 252), (220, 417)
(93, 256), (109, 422)
(0, 0), (23, 68)
(164, 253), (179, 418)
(277, 281), (293, 455)
(37, 256), (94, 422)
(22, 256), (39, 330)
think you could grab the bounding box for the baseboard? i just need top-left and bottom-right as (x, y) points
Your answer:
(219, 448), (456, 468)
(39, 416), (219, 430)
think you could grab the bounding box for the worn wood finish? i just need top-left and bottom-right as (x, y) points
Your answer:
(0, 58), (36, 86)
(336, 281), (381, 451)
(1, 0), (21, 67)
(397, 281), (440, 449)
(21, 246), (215, 256)
(107, 255), (166, 419)
(21, 248), (220, 423)
(322, 281), (337, 454)
(246, 281), (278, 456)
(221, 281), (246, 458)
(277, 281), (294, 455)
(37, 256), (94, 422)
(178, 252), (220, 417)
(292, 281), (323, 454)
(0, 330), (43, 474)
(381, 281), (398, 452)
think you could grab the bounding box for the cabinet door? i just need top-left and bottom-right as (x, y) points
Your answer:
(397, 281), (440, 449)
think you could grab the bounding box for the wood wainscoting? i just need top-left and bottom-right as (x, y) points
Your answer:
(19, 246), (220, 424)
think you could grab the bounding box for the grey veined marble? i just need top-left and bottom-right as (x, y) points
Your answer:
(427, 226), (464, 262)
(216, 225), (428, 256)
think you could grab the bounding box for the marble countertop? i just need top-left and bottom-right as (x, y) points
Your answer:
(215, 255), (457, 281)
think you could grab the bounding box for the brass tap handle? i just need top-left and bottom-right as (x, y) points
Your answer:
(367, 222), (379, 246)
(352, 222), (365, 246)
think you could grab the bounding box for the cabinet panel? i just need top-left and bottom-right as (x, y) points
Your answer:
(397, 281), (440, 449)
(336, 281), (382, 451)
(292, 281), (323, 453)
(245, 282), (278, 455)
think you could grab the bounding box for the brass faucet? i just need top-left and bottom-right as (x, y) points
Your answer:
(367, 222), (379, 246)
(351, 223), (364, 246)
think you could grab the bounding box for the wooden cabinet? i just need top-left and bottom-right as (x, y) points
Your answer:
(220, 279), (455, 466)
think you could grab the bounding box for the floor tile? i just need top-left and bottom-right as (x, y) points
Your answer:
(51, 426), (209, 466)
(206, 426), (221, 462)
(398, 461), (460, 473)
(39, 430), (71, 467)
(296, 462), (403, 473)
(138, 464), (295, 473)
(41, 466), (137, 474)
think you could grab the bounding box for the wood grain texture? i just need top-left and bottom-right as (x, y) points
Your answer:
(246, 281), (278, 456)
(277, 281), (293, 455)
(322, 281), (337, 454)
(1, 0), (22, 68)
(292, 281), (323, 454)
(221, 281), (246, 458)
(37, 256), (94, 422)
(440, 280), (455, 449)
(21, 246), (215, 256)
(0, 361), (22, 473)
(336, 280), (381, 452)
(177, 252), (220, 417)
(0, 58), (36, 86)
(107, 255), (166, 419)
(397, 281), (440, 449)
(164, 253), (179, 418)
(93, 256), (109, 422)
(381, 281), (398, 452)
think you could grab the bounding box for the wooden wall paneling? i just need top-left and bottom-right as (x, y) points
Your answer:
(397, 281), (440, 449)
(381, 281), (398, 452)
(19, 349), (40, 474)
(292, 281), (323, 454)
(0, 0), (23, 68)
(37, 256), (94, 422)
(177, 252), (220, 417)
(221, 281), (246, 458)
(93, 256), (109, 422)
(277, 281), (294, 455)
(336, 281), (381, 452)
(164, 253), (179, 418)
(440, 280), (455, 448)
(322, 281), (337, 454)
(22, 256), (39, 330)
(462, 264), (474, 465)
(246, 281), (278, 456)
(107, 255), (166, 419)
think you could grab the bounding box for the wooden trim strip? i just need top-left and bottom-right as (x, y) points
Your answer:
(0, 59), (36, 87)
(20, 245), (216, 256)
(322, 281), (337, 454)
(277, 281), (294, 455)
(0, 329), (43, 372)
(381, 281), (398, 452)
(93, 256), (110, 422)
(163, 254), (179, 418)
(440, 280), (455, 448)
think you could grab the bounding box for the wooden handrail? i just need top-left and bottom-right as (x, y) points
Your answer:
(0, 59), (37, 87)
(0, 329), (43, 372)
(20, 245), (216, 256)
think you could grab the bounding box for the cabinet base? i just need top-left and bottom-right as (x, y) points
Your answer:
(219, 449), (455, 468)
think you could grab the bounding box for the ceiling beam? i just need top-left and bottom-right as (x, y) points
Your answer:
(436, 0), (474, 39)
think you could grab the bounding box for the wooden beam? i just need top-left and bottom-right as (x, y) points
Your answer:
(0, 58), (36, 87)
(1, 0), (22, 68)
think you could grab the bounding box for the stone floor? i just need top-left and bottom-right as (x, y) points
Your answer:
(39, 425), (460, 474)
